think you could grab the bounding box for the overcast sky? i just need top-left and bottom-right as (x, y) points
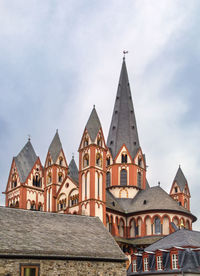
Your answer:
(0, 0), (200, 229)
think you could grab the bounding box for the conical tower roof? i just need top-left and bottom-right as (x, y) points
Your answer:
(14, 140), (37, 183)
(85, 106), (101, 142)
(48, 131), (62, 164)
(173, 166), (188, 192)
(107, 58), (140, 159)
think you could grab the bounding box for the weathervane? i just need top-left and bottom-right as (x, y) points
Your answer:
(123, 50), (128, 59)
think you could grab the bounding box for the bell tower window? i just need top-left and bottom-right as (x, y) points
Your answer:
(59, 157), (63, 166)
(84, 138), (89, 147)
(106, 172), (111, 187)
(121, 154), (127, 163)
(47, 173), (52, 184)
(106, 157), (110, 166)
(120, 169), (127, 186)
(97, 136), (102, 147)
(58, 173), (63, 183)
(137, 171), (142, 188)
(96, 153), (102, 167)
(174, 187), (178, 193)
(83, 154), (89, 168)
(138, 157), (142, 167)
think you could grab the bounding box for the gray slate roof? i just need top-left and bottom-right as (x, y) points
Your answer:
(145, 229), (200, 251)
(85, 107), (102, 142)
(14, 141), (37, 183)
(48, 131), (62, 164)
(107, 58), (140, 159)
(0, 207), (126, 261)
(106, 186), (196, 221)
(173, 166), (188, 191)
(68, 157), (79, 185)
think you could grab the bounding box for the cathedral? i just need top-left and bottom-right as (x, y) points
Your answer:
(4, 57), (197, 257)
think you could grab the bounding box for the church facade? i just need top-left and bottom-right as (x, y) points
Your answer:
(4, 58), (197, 255)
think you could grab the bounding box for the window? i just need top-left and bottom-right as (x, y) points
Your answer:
(97, 174), (100, 197)
(154, 217), (161, 234)
(20, 265), (39, 276)
(175, 187), (178, 193)
(58, 173), (63, 183)
(47, 173), (51, 184)
(33, 174), (41, 187)
(172, 254), (178, 269)
(157, 256), (162, 270)
(83, 154), (89, 167)
(85, 174), (87, 198)
(144, 257), (148, 271)
(84, 138), (89, 147)
(106, 172), (111, 187)
(120, 169), (127, 186)
(59, 157), (63, 166)
(121, 154), (127, 163)
(137, 171), (142, 188)
(133, 259), (137, 272)
(106, 157), (110, 166)
(48, 159), (51, 166)
(138, 157), (142, 167)
(96, 153), (102, 167)
(97, 137), (102, 146)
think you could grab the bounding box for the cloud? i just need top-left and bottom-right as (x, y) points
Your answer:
(0, 0), (200, 229)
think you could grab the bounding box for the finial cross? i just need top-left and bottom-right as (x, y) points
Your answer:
(123, 50), (128, 59)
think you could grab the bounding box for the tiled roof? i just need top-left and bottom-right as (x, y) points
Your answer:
(68, 157), (79, 185)
(0, 207), (126, 261)
(85, 107), (101, 142)
(115, 236), (162, 246)
(48, 131), (62, 164)
(14, 141), (37, 183)
(173, 166), (188, 191)
(107, 58), (140, 160)
(106, 186), (196, 221)
(145, 229), (200, 251)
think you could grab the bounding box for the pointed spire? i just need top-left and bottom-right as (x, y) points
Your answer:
(48, 131), (62, 164)
(14, 140), (37, 183)
(107, 58), (140, 159)
(173, 166), (188, 192)
(68, 157), (79, 185)
(85, 106), (102, 142)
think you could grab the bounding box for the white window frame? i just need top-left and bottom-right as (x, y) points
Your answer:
(133, 259), (137, 272)
(157, 256), (162, 270)
(172, 254), (178, 269)
(144, 257), (148, 271)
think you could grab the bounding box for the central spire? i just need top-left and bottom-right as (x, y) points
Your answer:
(107, 58), (140, 159)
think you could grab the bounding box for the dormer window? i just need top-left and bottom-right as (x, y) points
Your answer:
(83, 154), (89, 168)
(59, 157), (63, 166)
(121, 154), (127, 163)
(96, 153), (102, 167)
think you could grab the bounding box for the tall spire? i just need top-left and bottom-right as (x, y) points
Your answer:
(107, 58), (140, 159)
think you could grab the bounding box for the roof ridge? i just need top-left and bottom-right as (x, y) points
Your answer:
(85, 106), (102, 142)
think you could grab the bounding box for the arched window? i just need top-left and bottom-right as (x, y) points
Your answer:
(120, 169), (127, 186)
(184, 199), (188, 209)
(154, 216), (161, 234)
(119, 219), (124, 237)
(137, 171), (142, 188)
(130, 220), (135, 237)
(33, 174), (41, 187)
(58, 173), (63, 183)
(85, 174), (87, 198)
(106, 157), (110, 166)
(48, 159), (51, 166)
(145, 217), (151, 236)
(106, 172), (111, 187)
(97, 174), (100, 197)
(121, 154), (127, 163)
(38, 203), (43, 211)
(84, 138), (89, 147)
(59, 157), (63, 166)
(97, 137), (102, 147)
(11, 174), (17, 188)
(47, 173), (52, 184)
(15, 201), (19, 208)
(83, 154), (89, 167)
(138, 157), (142, 167)
(30, 202), (36, 210)
(96, 153), (102, 167)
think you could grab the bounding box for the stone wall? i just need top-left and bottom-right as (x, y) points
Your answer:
(0, 258), (127, 276)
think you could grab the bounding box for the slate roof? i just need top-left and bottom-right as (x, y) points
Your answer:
(14, 140), (37, 183)
(145, 229), (200, 252)
(85, 107), (102, 142)
(48, 131), (62, 164)
(0, 207), (127, 261)
(68, 157), (79, 185)
(115, 236), (162, 246)
(107, 58), (140, 159)
(173, 166), (188, 191)
(106, 186), (196, 221)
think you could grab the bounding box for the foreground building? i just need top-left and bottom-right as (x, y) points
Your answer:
(128, 229), (200, 275)
(0, 207), (127, 275)
(4, 57), (197, 257)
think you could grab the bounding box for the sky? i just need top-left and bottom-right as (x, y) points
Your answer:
(0, 0), (200, 229)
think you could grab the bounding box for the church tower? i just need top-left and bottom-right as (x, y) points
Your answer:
(44, 131), (68, 212)
(78, 107), (107, 225)
(106, 57), (147, 199)
(170, 166), (191, 211)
